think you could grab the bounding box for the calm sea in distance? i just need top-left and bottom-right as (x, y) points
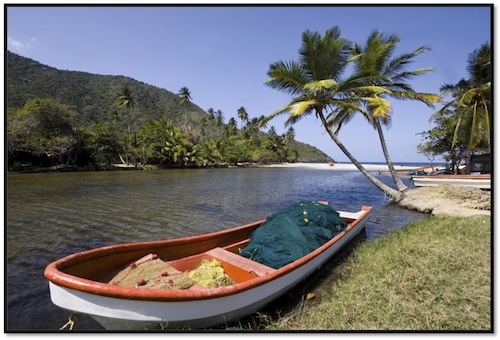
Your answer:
(6, 165), (427, 331)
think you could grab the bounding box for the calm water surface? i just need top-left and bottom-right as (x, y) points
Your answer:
(6, 167), (426, 331)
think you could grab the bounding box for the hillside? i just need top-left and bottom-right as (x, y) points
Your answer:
(6, 51), (332, 163)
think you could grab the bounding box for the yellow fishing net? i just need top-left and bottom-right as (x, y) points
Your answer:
(109, 254), (234, 290)
(188, 259), (235, 288)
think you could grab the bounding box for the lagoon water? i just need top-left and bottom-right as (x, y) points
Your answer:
(6, 167), (426, 331)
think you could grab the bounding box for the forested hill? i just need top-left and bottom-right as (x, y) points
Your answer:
(7, 51), (332, 164)
(7, 51), (209, 129)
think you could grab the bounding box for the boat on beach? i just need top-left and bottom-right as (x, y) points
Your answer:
(411, 174), (491, 190)
(44, 202), (373, 330)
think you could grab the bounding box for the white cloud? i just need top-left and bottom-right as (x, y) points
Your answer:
(7, 36), (35, 55)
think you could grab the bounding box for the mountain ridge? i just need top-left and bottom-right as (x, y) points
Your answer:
(6, 51), (332, 164)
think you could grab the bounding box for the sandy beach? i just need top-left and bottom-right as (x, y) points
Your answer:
(260, 162), (420, 171)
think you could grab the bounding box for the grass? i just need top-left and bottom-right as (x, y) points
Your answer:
(266, 216), (491, 331)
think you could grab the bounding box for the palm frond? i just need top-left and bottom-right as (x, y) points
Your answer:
(362, 95), (392, 120)
(288, 100), (317, 118)
(264, 60), (305, 96)
(304, 79), (338, 93)
(389, 90), (440, 107)
(384, 46), (431, 77)
(350, 85), (393, 95)
(258, 103), (291, 128)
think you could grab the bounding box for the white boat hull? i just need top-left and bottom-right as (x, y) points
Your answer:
(48, 209), (369, 330)
(411, 175), (490, 189)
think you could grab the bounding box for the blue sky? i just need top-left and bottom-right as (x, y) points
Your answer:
(6, 4), (492, 163)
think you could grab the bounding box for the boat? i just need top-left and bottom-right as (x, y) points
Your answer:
(411, 174), (491, 190)
(44, 203), (373, 330)
(378, 165), (441, 177)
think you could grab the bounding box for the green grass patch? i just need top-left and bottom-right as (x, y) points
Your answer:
(267, 216), (491, 331)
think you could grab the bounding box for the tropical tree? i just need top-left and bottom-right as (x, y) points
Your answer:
(262, 27), (405, 201)
(431, 43), (491, 152)
(335, 31), (440, 191)
(285, 127), (296, 144)
(257, 115), (269, 131)
(162, 123), (193, 165)
(267, 126), (277, 137)
(207, 107), (216, 120)
(237, 106), (249, 129)
(8, 98), (84, 166)
(178, 86), (192, 104)
(215, 110), (225, 126)
(88, 122), (124, 165)
(246, 116), (263, 136)
(224, 117), (238, 136)
(198, 139), (224, 165)
(417, 110), (468, 173)
(115, 85), (137, 133)
(115, 85), (137, 163)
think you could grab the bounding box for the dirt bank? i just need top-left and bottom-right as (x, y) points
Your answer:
(398, 184), (491, 217)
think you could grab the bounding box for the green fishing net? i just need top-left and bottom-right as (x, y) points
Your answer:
(238, 201), (347, 269)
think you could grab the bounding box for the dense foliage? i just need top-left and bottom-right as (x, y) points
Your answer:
(418, 43), (491, 171)
(6, 51), (331, 171)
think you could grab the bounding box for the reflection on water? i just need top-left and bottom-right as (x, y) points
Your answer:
(6, 168), (426, 331)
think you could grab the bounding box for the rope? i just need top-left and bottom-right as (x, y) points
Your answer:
(59, 313), (80, 331)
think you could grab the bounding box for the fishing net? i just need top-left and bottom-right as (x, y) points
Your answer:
(188, 259), (235, 288)
(109, 254), (233, 290)
(238, 201), (347, 269)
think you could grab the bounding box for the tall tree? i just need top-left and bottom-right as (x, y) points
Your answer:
(285, 127), (296, 144)
(115, 85), (137, 133)
(178, 86), (192, 104)
(115, 85), (137, 163)
(224, 117), (238, 136)
(263, 27), (404, 201)
(215, 110), (225, 126)
(335, 31), (439, 191)
(237, 106), (249, 129)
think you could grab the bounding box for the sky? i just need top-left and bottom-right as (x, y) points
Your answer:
(4, 2), (492, 163)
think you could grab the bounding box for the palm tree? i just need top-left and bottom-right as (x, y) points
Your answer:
(237, 106), (249, 129)
(224, 117), (238, 137)
(115, 85), (137, 133)
(178, 87), (192, 104)
(263, 27), (404, 201)
(432, 43), (491, 151)
(115, 85), (137, 164)
(285, 127), (295, 144)
(162, 125), (191, 165)
(335, 31), (440, 191)
(215, 110), (225, 126)
(207, 108), (216, 120)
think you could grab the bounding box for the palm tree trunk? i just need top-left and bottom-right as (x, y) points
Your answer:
(318, 112), (404, 202)
(374, 118), (408, 191)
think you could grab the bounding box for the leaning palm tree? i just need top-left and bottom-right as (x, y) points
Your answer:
(262, 27), (404, 201)
(335, 31), (440, 191)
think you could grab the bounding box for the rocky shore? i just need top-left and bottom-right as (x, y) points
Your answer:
(263, 163), (491, 218)
(398, 184), (491, 217)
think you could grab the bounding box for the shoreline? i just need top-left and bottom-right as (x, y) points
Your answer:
(259, 162), (420, 171)
(8, 162), (432, 174)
